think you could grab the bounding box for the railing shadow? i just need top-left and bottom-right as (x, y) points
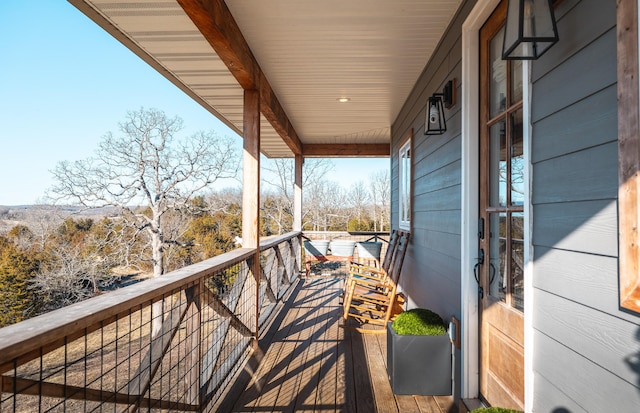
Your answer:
(219, 275), (376, 412)
(625, 327), (640, 393)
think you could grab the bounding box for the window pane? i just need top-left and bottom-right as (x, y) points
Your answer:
(489, 120), (507, 207)
(510, 109), (524, 206)
(399, 142), (411, 228)
(510, 59), (523, 105)
(490, 27), (507, 118)
(489, 212), (507, 303)
(511, 212), (524, 311)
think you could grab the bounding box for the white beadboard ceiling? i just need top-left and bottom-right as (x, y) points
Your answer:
(70, 0), (463, 158)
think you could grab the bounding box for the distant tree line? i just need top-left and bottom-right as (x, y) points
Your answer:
(0, 196), (242, 326)
(0, 108), (390, 327)
(0, 176), (388, 327)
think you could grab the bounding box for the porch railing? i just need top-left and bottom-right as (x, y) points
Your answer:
(0, 231), (301, 412)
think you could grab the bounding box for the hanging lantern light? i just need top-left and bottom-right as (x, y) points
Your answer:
(425, 95), (446, 135)
(425, 79), (455, 136)
(502, 0), (559, 60)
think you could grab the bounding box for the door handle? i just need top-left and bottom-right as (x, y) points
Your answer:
(474, 248), (485, 298)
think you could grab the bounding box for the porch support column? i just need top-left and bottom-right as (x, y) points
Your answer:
(293, 154), (303, 232)
(293, 154), (303, 275)
(242, 89), (260, 344)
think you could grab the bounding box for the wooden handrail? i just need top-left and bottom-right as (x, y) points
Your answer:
(259, 231), (301, 251)
(0, 231), (303, 411)
(0, 247), (254, 368)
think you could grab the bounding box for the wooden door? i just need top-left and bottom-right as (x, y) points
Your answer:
(478, 0), (525, 409)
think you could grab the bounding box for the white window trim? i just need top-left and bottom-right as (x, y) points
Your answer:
(398, 133), (412, 231)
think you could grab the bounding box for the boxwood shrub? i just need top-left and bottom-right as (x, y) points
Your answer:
(391, 308), (446, 336)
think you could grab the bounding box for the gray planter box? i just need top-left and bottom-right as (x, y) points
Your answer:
(386, 322), (452, 395)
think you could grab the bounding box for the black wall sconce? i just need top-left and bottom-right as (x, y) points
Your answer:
(425, 79), (455, 136)
(502, 0), (559, 60)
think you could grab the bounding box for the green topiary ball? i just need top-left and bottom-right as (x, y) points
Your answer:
(391, 308), (446, 336)
(470, 408), (523, 413)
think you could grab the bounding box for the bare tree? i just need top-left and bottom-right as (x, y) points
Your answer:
(347, 181), (371, 229)
(49, 108), (239, 278)
(369, 169), (390, 232)
(262, 158), (334, 233)
(207, 187), (243, 213)
(32, 233), (117, 312)
(303, 179), (347, 231)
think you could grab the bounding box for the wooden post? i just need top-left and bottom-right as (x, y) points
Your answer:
(294, 154), (303, 231)
(185, 282), (202, 405)
(618, 0), (640, 313)
(243, 89), (261, 343)
(294, 154), (303, 276)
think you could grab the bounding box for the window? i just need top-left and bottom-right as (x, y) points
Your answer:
(399, 130), (413, 231)
(617, 0), (640, 313)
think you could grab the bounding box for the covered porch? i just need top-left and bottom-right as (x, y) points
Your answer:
(2, 0), (467, 411)
(11, 0), (635, 411)
(0, 232), (456, 412)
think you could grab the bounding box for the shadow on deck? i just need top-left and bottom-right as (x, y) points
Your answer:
(218, 270), (457, 413)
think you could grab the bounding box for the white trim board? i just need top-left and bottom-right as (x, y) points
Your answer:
(460, 0), (534, 410)
(460, 0), (500, 400)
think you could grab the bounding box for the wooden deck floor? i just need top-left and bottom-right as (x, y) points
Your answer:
(219, 274), (457, 413)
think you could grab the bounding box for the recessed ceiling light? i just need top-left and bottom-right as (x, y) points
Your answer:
(337, 97), (350, 103)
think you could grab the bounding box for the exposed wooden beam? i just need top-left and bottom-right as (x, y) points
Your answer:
(303, 144), (390, 157)
(176, 0), (303, 155)
(259, 72), (303, 154)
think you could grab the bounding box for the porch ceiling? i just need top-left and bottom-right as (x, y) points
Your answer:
(69, 0), (463, 158)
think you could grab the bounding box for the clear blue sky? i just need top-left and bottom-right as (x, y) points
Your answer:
(0, 1), (388, 206)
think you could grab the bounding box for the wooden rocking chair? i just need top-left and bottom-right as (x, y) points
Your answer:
(342, 230), (410, 333)
(343, 229), (400, 296)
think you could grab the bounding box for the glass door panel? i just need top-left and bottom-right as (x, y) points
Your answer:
(510, 109), (524, 206)
(511, 212), (525, 311)
(490, 27), (507, 118)
(489, 120), (507, 207)
(510, 59), (523, 104)
(489, 212), (507, 303)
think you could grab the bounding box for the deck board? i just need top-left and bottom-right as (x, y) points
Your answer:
(227, 275), (457, 413)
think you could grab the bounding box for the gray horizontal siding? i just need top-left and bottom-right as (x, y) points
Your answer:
(531, 85), (617, 163)
(532, 141), (618, 204)
(532, 199), (618, 256)
(535, 331), (640, 412)
(533, 374), (588, 413)
(413, 159), (461, 196)
(531, 0), (616, 83)
(531, 0), (640, 411)
(533, 246), (626, 320)
(413, 184), (461, 212)
(389, 0), (476, 403)
(535, 289), (640, 388)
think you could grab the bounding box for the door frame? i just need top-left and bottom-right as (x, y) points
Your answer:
(460, 0), (533, 409)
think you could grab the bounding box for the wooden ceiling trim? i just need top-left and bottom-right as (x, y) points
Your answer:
(259, 72), (302, 155)
(303, 144), (390, 157)
(176, 0), (256, 88)
(176, 0), (303, 155)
